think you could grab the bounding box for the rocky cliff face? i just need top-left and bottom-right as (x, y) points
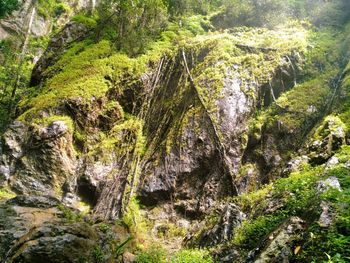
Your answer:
(1, 2), (350, 262)
(0, 0), (96, 41)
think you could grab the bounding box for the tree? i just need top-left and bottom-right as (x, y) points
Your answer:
(165, 0), (223, 16)
(97, 0), (168, 55)
(0, 0), (20, 18)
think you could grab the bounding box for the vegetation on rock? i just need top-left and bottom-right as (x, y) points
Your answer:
(1, 0), (350, 262)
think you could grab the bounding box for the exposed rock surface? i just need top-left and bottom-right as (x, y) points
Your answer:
(0, 0), (96, 41)
(2, 2), (350, 261)
(0, 120), (76, 195)
(30, 22), (91, 86)
(251, 217), (305, 263)
(188, 203), (246, 248)
(0, 195), (125, 263)
(137, 51), (298, 218)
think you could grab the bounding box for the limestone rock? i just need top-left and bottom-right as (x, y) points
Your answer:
(318, 201), (335, 228)
(186, 203), (246, 247)
(317, 177), (342, 193)
(252, 217), (305, 263)
(0, 195), (123, 262)
(0, 120), (76, 196)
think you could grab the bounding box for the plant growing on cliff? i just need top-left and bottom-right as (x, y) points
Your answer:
(0, 0), (20, 18)
(171, 249), (213, 263)
(97, 0), (168, 55)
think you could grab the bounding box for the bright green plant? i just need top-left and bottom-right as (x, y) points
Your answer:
(171, 249), (213, 263)
(135, 246), (167, 263)
(92, 245), (104, 262)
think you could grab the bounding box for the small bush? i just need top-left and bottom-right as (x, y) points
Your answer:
(92, 245), (104, 262)
(54, 3), (70, 16)
(171, 249), (213, 263)
(135, 246), (167, 263)
(72, 14), (97, 28)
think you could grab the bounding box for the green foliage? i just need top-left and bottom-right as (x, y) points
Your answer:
(165, 0), (222, 16)
(171, 249), (213, 263)
(211, 0), (285, 28)
(92, 245), (104, 262)
(32, 115), (74, 133)
(98, 223), (110, 233)
(307, 0), (350, 27)
(0, 0), (20, 18)
(18, 37), (167, 122)
(260, 75), (331, 141)
(298, 171), (350, 261)
(97, 0), (168, 55)
(37, 0), (60, 19)
(302, 29), (343, 79)
(233, 166), (319, 249)
(135, 246), (167, 263)
(18, 40), (111, 120)
(57, 204), (83, 222)
(54, 2), (70, 16)
(313, 115), (347, 142)
(210, 0), (350, 29)
(72, 14), (97, 28)
(0, 187), (16, 201)
(338, 55), (350, 126)
(122, 197), (153, 250)
(238, 183), (272, 213)
(134, 247), (213, 263)
(233, 214), (283, 249)
(0, 37), (34, 131)
(273, 167), (319, 216)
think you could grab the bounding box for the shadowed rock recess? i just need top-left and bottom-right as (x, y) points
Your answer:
(1, 0), (350, 262)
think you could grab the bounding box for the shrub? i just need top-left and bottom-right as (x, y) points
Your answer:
(0, 0), (20, 18)
(135, 246), (167, 263)
(72, 14), (97, 28)
(171, 249), (213, 263)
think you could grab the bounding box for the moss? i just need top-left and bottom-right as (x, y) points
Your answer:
(188, 23), (308, 115)
(338, 58), (350, 128)
(77, 201), (90, 215)
(167, 223), (187, 238)
(72, 14), (97, 28)
(54, 2), (71, 16)
(232, 214), (284, 249)
(229, 131), (350, 258)
(193, 177), (294, 250)
(31, 115), (74, 133)
(122, 197), (154, 251)
(57, 204), (83, 222)
(302, 28), (345, 79)
(235, 163), (259, 192)
(92, 117), (144, 158)
(19, 40), (113, 120)
(297, 153), (350, 261)
(273, 167), (320, 216)
(159, 23), (309, 153)
(237, 183), (272, 213)
(37, 0), (63, 19)
(0, 187), (16, 201)
(18, 36), (166, 123)
(260, 75), (332, 136)
(230, 165), (320, 251)
(313, 115), (348, 142)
